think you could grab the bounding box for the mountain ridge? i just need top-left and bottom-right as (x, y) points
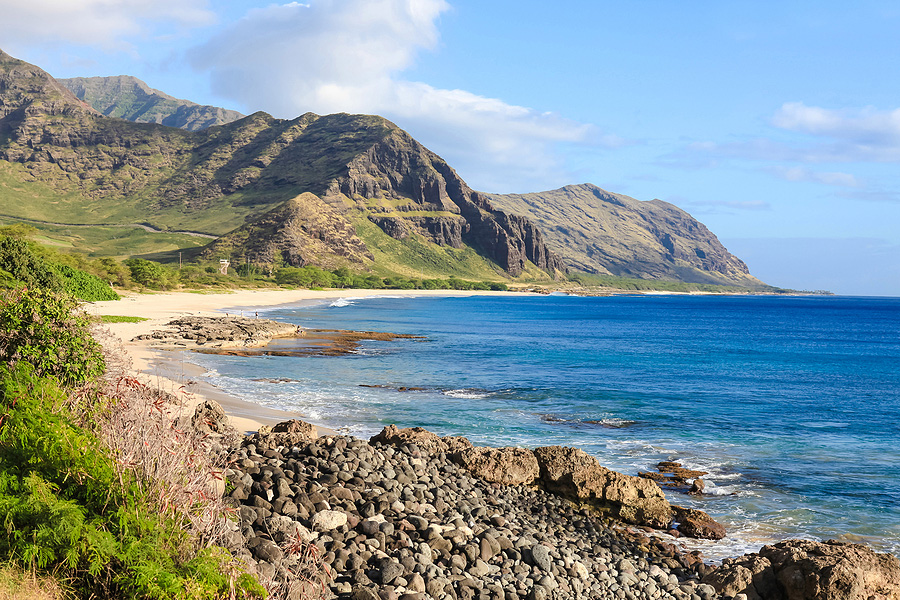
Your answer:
(58, 75), (245, 132)
(0, 49), (565, 280)
(488, 183), (761, 286)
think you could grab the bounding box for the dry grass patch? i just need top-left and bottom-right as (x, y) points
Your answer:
(0, 564), (67, 600)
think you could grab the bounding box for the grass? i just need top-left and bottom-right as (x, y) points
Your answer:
(0, 563), (66, 600)
(0, 219), (209, 259)
(353, 216), (512, 281)
(98, 315), (148, 323)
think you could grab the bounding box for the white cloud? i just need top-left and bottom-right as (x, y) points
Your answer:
(188, 0), (605, 192)
(773, 102), (900, 146)
(771, 102), (900, 162)
(0, 0), (215, 51)
(771, 166), (861, 188)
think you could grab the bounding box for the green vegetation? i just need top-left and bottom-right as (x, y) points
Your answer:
(0, 288), (104, 386)
(567, 272), (794, 294)
(0, 227), (120, 301)
(99, 315), (149, 323)
(273, 265), (507, 291)
(0, 286), (263, 599)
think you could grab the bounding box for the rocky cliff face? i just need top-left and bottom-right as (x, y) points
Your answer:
(489, 184), (760, 286)
(200, 192), (374, 268)
(0, 50), (564, 279)
(59, 75), (245, 132)
(326, 128), (567, 276)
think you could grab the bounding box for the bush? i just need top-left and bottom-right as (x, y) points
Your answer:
(275, 266), (336, 288)
(94, 257), (132, 288)
(0, 288), (104, 386)
(0, 236), (62, 291)
(125, 258), (174, 290)
(53, 264), (120, 301)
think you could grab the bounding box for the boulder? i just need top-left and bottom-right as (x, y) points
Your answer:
(533, 445), (674, 529)
(702, 554), (779, 600)
(370, 425), (473, 455)
(672, 505), (727, 540)
(191, 399), (236, 437)
(454, 446), (540, 485)
(311, 509), (348, 531)
(249, 419), (318, 448)
(703, 539), (900, 600)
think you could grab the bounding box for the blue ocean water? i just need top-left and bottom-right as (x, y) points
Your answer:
(189, 294), (900, 560)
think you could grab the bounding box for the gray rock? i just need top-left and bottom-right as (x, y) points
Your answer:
(311, 509), (347, 531)
(529, 545), (553, 572)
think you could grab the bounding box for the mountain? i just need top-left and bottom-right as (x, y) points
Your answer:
(59, 75), (245, 132)
(0, 49), (564, 280)
(488, 184), (761, 286)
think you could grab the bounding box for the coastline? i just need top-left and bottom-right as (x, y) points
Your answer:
(82, 289), (900, 598)
(85, 288), (532, 434)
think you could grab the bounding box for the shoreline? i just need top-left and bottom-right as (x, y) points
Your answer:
(86, 288), (900, 563)
(86, 288), (531, 434)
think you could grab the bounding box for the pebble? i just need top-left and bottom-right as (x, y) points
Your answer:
(223, 431), (724, 599)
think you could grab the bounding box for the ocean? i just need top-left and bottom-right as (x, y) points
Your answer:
(187, 293), (900, 561)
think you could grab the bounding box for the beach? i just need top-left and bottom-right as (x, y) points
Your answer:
(84, 288), (529, 434)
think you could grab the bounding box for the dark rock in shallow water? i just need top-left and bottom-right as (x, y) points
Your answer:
(673, 506), (727, 540)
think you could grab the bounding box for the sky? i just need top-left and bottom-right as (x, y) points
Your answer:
(1, 0), (899, 295)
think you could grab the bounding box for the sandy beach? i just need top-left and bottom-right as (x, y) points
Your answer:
(84, 288), (530, 434)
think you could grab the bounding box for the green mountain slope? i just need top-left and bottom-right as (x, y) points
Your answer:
(59, 75), (245, 132)
(488, 184), (762, 286)
(0, 49), (564, 280)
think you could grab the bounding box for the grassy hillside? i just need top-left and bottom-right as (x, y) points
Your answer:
(59, 75), (245, 131)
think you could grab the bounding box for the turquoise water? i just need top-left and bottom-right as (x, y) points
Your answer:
(189, 294), (900, 560)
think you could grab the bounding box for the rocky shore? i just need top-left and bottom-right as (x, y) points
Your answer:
(194, 410), (900, 600)
(145, 315), (900, 600)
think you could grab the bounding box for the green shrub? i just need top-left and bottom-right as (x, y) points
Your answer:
(275, 266), (336, 288)
(0, 287), (104, 386)
(53, 264), (120, 301)
(0, 236), (62, 291)
(125, 258), (175, 290)
(99, 315), (148, 323)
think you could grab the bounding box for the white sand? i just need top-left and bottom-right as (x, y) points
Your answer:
(85, 288), (532, 434)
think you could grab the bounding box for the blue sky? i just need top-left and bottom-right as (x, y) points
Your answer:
(2, 0), (898, 295)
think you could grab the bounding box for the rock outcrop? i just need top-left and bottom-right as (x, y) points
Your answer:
(533, 445), (676, 530)
(330, 126), (568, 277)
(672, 505), (727, 540)
(703, 539), (900, 600)
(200, 192), (374, 269)
(134, 316), (298, 348)
(453, 446), (540, 486)
(248, 419), (318, 449)
(369, 424), (473, 455)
